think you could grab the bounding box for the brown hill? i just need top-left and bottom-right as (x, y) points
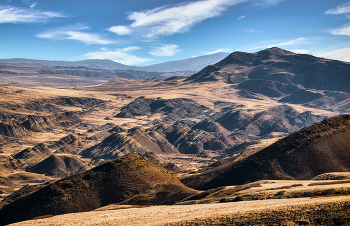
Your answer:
(50, 134), (83, 154)
(12, 143), (53, 168)
(27, 154), (90, 178)
(0, 154), (183, 225)
(182, 114), (350, 190)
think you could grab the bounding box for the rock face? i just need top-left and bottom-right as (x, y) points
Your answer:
(182, 114), (350, 189)
(0, 154), (184, 225)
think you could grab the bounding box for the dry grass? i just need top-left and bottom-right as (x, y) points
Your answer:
(308, 180), (350, 186)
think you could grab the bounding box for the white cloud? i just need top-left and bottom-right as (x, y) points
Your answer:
(252, 38), (308, 49)
(238, 15), (245, 20)
(331, 23), (350, 36)
(254, 0), (285, 7)
(108, 25), (131, 35)
(0, 5), (64, 23)
(315, 48), (350, 62)
(203, 48), (232, 55)
(108, 0), (247, 38)
(36, 25), (113, 45)
(150, 44), (182, 56)
(325, 2), (350, 14)
(30, 3), (36, 10)
(244, 29), (262, 33)
(83, 47), (152, 65)
(289, 49), (309, 54)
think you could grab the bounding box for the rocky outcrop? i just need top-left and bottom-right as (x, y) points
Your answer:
(115, 97), (212, 122)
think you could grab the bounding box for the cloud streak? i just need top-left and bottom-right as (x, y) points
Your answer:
(330, 23), (350, 36)
(203, 48), (231, 55)
(83, 47), (152, 65)
(108, 0), (247, 38)
(254, 0), (285, 7)
(252, 38), (308, 49)
(150, 44), (182, 56)
(325, 2), (350, 14)
(244, 29), (262, 33)
(36, 25), (113, 45)
(316, 48), (350, 62)
(0, 5), (64, 23)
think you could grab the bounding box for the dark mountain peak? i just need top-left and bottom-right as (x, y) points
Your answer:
(186, 47), (350, 94)
(257, 47), (295, 56)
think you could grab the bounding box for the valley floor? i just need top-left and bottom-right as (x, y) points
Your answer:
(10, 195), (350, 226)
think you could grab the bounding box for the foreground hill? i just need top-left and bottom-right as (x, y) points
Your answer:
(182, 114), (350, 189)
(0, 154), (186, 225)
(10, 195), (350, 226)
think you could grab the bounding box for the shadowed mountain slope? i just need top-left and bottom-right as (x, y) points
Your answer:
(182, 115), (350, 190)
(0, 154), (183, 225)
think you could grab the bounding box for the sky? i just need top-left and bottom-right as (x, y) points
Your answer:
(1, 0), (350, 65)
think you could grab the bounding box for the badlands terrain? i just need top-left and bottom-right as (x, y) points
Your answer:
(1, 47), (350, 225)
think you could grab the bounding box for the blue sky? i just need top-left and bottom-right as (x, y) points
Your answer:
(1, 0), (350, 65)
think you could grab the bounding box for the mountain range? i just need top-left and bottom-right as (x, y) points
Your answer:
(0, 52), (230, 72)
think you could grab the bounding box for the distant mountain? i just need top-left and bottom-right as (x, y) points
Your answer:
(140, 52), (230, 72)
(182, 114), (350, 189)
(184, 47), (350, 113)
(0, 52), (230, 72)
(186, 47), (350, 93)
